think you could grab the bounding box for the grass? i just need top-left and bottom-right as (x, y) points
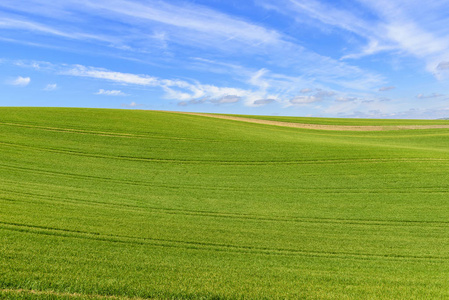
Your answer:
(1, 107), (449, 299)
(221, 113), (449, 126)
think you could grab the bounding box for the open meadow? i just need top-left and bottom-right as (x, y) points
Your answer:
(1, 107), (449, 299)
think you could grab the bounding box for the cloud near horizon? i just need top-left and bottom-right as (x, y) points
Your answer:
(2, 0), (449, 118)
(121, 101), (143, 108)
(62, 63), (296, 107)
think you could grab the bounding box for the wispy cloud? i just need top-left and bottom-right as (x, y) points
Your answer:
(1, 1), (448, 118)
(323, 96), (397, 118)
(178, 95), (242, 106)
(378, 86), (395, 92)
(7, 76), (30, 86)
(96, 0), (281, 47)
(59, 63), (355, 107)
(63, 64), (264, 106)
(0, 0), (280, 54)
(43, 83), (57, 91)
(0, 0), (385, 94)
(288, 89), (336, 106)
(0, 18), (71, 38)
(66, 65), (159, 86)
(336, 96), (360, 102)
(95, 89), (127, 96)
(417, 93), (444, 99)
(259, 0), (449, 77)
(0, 17), (114, 44)
(6, 58), (388, 111)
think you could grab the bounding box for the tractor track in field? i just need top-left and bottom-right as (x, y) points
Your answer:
(173, 111), (449, 131)
(1, 221), (448, 261)
(2, 140), (449, 166)
(2, 186), (449, 228)
(2, 161), (449, 198)
(0, 121), (223, 142)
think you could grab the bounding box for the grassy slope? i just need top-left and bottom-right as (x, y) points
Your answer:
(1, 107), (449, 299)
(221, 113), (449, 126)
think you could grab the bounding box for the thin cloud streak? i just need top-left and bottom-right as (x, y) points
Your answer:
(2, 1), (449, 118)
(7, 76), (31, 86)
(0, 0), (385, 93)
(260, 0), (449, 76)
(0, 17), (115, 43)
(95, 89), (127, 96)
(43, 83), (57, 91)
(63, 64), (265, 106)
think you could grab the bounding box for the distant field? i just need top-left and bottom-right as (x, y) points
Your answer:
(1, 107), (449, 299)
(221, 113), (449, 126)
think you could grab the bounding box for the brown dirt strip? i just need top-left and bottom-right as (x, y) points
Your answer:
(0, 288), (149, 299)
(172, 112), (449, 131)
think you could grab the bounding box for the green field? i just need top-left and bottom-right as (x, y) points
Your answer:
(1, 107), (449, 299)
(222, 113), (449, 126)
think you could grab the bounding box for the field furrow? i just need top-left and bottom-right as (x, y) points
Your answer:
(1, 222), (447, 261)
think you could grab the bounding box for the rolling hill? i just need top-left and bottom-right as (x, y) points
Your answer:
(1, 107), (449, 299)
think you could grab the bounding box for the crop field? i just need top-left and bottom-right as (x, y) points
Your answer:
(222, 113), (449, 126)
(1, 107), (449, 299)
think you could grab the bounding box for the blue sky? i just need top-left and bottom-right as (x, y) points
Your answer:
(1, 0), (449, 118)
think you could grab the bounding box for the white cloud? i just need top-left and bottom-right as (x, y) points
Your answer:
(66, 65), (159, 86)
(63, 64), (256, 104)
(8, 76), (30, 86)
(35, 61), (380, 108)
(43, 83), (57, 91)
(95, 89), (127, 96)
(60, 63), (317, 107)
(10, 58), (387, 111)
